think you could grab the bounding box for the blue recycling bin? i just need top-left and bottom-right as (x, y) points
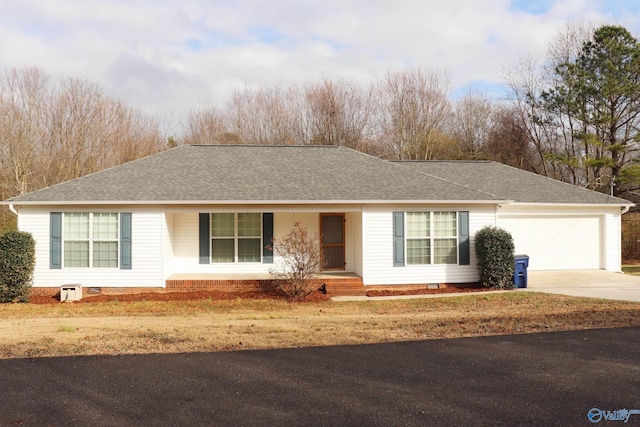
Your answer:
(513, 255), (529, 288)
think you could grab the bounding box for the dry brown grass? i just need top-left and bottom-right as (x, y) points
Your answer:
(1, 292), (639, 359)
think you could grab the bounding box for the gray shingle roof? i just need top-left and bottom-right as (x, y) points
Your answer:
(395, 160), (631, 205)
(6, 146), (630, 205)
(7, 145), (502, 204)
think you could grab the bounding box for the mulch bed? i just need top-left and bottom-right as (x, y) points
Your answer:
(366, 286), (493, 297)
(28, 289), (331, 305)
(27, 284), (496, 305)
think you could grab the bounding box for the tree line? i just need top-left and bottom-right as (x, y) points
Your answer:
(184, 23), (640, 197)
(505, 23), (640, 195)
(183, 69), (529, 167)
(2, 23), (639, 231)
(0, 67), (167, 230)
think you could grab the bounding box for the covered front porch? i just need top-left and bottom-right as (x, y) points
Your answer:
(165, 272), (365, 296)
(164, 207), (364, 286)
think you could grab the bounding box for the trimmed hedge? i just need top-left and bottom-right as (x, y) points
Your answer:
(0, 230), (36, 302)
(475, 226), (515, 289)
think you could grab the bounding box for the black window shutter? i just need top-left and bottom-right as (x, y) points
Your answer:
(393, 211), (405, 267)
(262, 213), (274, 263)
(458, 211), (470, 265)
(199, 213), (210, 264)
(120, 212), (132, 270)
(50, 212), (62, 269)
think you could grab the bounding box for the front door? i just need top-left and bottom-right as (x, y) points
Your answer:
(320, 214), (345, 270)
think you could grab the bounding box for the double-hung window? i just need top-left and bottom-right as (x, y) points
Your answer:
(406, 212), (430, 264)
(404, 211), (457, 265)
(92, 213), (119, 267)
(63, 212), (119, 268)
(63, 213), (90, 267)
(432, 212), (457, 264)
(211, 213), (261, 263)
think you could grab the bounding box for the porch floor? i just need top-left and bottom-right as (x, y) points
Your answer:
(166, 272), (365, 296)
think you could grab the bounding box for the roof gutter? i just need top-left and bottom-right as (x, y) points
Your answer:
(506, 202), (633, 208)
(2, 199), (512, 206)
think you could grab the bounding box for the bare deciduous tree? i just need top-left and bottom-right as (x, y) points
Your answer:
(269, 222), (324, 299)
(183, 72), (467, 160)
(183, 106), (233, 145)
(228, 84), (302, 145)
(502, 56), (564, 178)
(303, 78), (374, 149)
(485, 106), (533, 170)
(375, 68), (453, 160)
(0, 67), (50, 195)
(0, 66), (166, 230)
(451, 92), (495, 160)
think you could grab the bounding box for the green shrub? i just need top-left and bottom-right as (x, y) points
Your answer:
(0, 230), (36, 302)
(475, 226), (515, 289)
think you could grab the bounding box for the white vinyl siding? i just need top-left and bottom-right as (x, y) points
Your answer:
(162, 212), (175, 280)
(172, 212), (280, 274)
(361, 205), (496, 285)
(349, 212), (363, 276)
(171, 209), (361, 275)
(604, 211), (622, 272)
(17, 202), (624, 290)
(20, 206), (164, 288)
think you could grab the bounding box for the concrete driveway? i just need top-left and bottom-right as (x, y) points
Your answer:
(527, 270), (640, 302)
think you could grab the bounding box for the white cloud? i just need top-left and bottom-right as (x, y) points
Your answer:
(0, 0), (638, 134)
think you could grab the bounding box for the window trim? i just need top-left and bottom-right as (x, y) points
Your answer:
(92, 213), (120, 268)
(210, 212), (263, 263)
(404, 210), (459, 266)
(61, 212), (120, 269)
(199, 212), (273, 265)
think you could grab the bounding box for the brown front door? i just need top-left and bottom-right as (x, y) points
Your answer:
(320, 214), (345, 270)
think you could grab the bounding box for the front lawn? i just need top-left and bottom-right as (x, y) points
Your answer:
(0, 292), (638, 359)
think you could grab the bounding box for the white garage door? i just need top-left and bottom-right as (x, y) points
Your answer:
(498, 215), (602, 270)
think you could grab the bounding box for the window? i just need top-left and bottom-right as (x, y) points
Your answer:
(63, 212), (119, 268)
(92, 213), (119, 267)
(64, 213), (89, 267)
(432, 212), (457, 264)
(405, 211), (457, 265)
(406, 212), (430, 264)
(211, 213), (261, 263)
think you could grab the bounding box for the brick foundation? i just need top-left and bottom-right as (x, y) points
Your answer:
(28, 280), (478, 299)
(166, 277), (367, 296)
(30, 286), (170, 298)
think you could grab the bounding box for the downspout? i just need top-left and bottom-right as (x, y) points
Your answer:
(8, 204), (18, 216)
(621, 205), (631, 215)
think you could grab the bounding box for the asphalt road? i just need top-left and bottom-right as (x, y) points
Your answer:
(1, 328), (639, 426)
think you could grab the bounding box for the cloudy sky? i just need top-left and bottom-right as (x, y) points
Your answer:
(1, 0), (640, 134)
